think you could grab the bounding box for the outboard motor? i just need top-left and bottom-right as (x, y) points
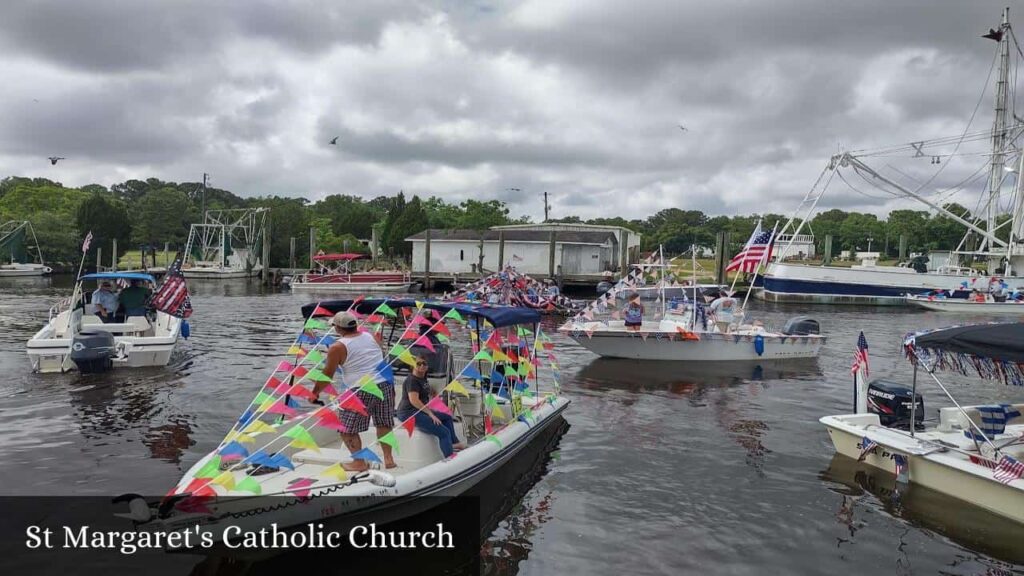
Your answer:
(867, 380), (924, 430)
(781, 316), (820, 336)
(70, 330), (116, 373)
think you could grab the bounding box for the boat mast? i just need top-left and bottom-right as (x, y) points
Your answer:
(983, 8), (1012, 272)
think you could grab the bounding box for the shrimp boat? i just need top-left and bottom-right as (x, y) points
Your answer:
(821, 323), (1024, 524)
(907, 293), (1024, 315)
(0, 221), (51, 277)
(26, 272), (182, 373)
(117, 298), (568, 549)
(183, 208), (268, 279)
(288, 254), (415, 293)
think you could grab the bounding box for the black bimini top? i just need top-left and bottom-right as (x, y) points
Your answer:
(301, 299), (541, 328)
(905, 323), (1024, 384)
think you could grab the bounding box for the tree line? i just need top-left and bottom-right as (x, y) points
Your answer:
(0, 175), (992, 268)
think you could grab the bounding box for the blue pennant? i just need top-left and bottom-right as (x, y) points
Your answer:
(297, 333), (317, 345)
(248, 451), (295, 470)
(285, 396), (300, 409)
(490, 369), (505, 385)
(219, 441), (249, 458)
(351, 448), (382, 463)
(237, 409), (256, 428)
(376, 361), (395, 385)
(463, 365), (484, 380)
(321, 335), (337, 347)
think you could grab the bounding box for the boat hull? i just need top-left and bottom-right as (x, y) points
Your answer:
(821, 414), (1024, 524)
(760, 263), (992, 305)
(184, 268), (256, 279)
(563, 329), (824, 361)
(290, 281), (415, 293)
(907, 296), (1024, 314)
(27, 314), (181, 373)
(0, 264), (52, 277)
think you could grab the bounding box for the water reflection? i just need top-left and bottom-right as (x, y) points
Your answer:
(821, 453), (1024, 567)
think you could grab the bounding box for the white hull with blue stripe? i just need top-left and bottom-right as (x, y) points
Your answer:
(821, 408), (1024, 524)
(759, 263), (999, 305)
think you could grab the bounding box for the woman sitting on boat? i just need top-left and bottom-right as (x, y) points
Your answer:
(624, 292), (644, 332)
(397, 354), (465, 458)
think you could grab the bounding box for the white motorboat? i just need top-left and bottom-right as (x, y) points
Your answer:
(764, 10), (1024, 305)
(289, 253), (414, 293)
(0, 262), (52, 276)
(26, 272), (182, 373)
(907, 293), (1024, 314)
(821, 323), (1024, 524)
(118, 298), (568, 549)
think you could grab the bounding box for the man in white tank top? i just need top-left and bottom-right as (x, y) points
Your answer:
(314, 311), (396, 471)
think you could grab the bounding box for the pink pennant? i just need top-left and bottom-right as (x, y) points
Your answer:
(414, 335), (436, 352)
(264, 376), (284, 390)
(287, 384), (316, 400)
(414, 315), (435, 327)
(275, 361), (295, 373)
(320, 383), (339, 397)
(287, 478), (316, 498)
(484, 414), (494, 435)
(315, 409), (347, 432)
(399, 328), (419, 340)
(427, 396), (451, 416)
(266, 401), (297, 417)
(339, 391), (368, 416)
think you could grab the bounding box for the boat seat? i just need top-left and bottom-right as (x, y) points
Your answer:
(81, 314), (104, 326)
(962, 404), (1024, 437)
(126, 315), (151, 333)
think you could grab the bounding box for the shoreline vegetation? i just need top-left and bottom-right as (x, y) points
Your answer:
(1, 176), (997, 273)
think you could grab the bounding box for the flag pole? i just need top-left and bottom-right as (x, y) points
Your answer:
(739, 220), (779, 316)
(729, 218), (761, 296)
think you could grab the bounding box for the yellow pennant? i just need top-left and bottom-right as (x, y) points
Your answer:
(491, 406), (504, 419)
(492, 350), (510, 363)
(415, 300), (424, 309)
(287, 345), (306, 356)
(445, 380), (469, 396)
(321, 462), (348, 482)
(243, 420), (278, 435)
(211, 471), (236, 490)
(290, 437), (320, 453)
(398, 350), (418, 368)
(356, 374), (374, 387)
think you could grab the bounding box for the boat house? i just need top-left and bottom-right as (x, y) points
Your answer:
(406, 223), (641, 287)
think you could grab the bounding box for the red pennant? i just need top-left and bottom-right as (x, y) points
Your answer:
(366, 314), (385, 323)
(339, 391), (368, 416)
(401, 417), (416, 437)
(264, 376), (283, 390)
(292, 366), (309, 379)
(315, 409), (347, 432)
(399, 328), (419, 340)
(350, 295), (365, 307)
(484, 414), (494, 435)
(311, 305), (334, 317)
(414, 335), (436, 352)
(432, 322), (451, 337)
(287, 384), (315, 400)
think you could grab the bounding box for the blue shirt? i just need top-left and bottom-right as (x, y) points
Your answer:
(92, 288), (119, 316)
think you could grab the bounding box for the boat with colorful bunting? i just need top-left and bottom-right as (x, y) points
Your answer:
(906, 292), (1024, 315)
(118, 297), (568, 547)
(288, 253), (415, 293)
(444, 266), (583, 315)
(26, 271), (188, 373)
(822, 323), (1024, 524)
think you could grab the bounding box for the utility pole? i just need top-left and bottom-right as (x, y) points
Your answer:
(543, 191), (550, 222)
(201, 173), (209, 222)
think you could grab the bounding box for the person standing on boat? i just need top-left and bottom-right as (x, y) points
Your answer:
(316, 311), (397, 471)
(119, 279), (151, 317)
(91, 281), (119, 323)
(709, 295), (738, 333)
(397, 355), (465, 458)
(623, 292), (644, 332)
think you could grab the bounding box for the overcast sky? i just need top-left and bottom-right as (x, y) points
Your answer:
(0, 0), (1019, 222)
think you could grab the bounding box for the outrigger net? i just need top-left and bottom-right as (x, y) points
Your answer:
(166, 297), (562, 504)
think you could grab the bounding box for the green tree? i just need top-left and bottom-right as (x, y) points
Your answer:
(380, 192), (406, 255)
(76, 193), (132, 267)
(386, 196), (428, 257)
(457, 199), (512, 230)
(131, 188), (196, 246)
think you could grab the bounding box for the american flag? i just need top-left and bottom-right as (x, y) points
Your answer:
(82, 231), (93, 254)
(994, 455), (1024, 484)
(150, 253), (194, 319)
(858, 436), (878, 462)
(726, 223), (774, 273)
(851, 332), (869, 377)
(893, 453), (909, 483)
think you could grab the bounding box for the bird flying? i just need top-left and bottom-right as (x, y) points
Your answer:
(48, 156), (65, 165)
(329, 136), (338, 145)
(678, 124), (688, 132)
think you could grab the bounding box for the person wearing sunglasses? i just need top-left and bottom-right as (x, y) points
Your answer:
(396, 355), (466, 458)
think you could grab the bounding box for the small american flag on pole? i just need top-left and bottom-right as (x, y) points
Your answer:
(726, 221), (774, 273)
(851, 332), (869, 377)
(81, 231), (93, 254)
(994, 454), (1024, 484)
(150, 253), (193, 319)
(857, 436), (878, 462)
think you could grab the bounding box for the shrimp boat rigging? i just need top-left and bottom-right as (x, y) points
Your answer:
(0, 220), (51, 276)
(764, 8), (1024, 305)
(822, 323), (1024, 524)
(118, 298), (568, 549)
(288, 253), (415, 293)
(183, 208), (268, 279)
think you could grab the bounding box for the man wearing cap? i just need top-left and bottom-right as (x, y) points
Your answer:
(314, 311), (397, 471)
(91, 281), (119, 323)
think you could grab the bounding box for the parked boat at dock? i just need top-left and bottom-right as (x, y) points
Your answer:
(907, 293), (1024, 314)
(0, 221), (51, 277)
(288, 253), (415, 293)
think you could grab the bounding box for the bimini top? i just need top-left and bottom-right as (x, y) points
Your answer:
(905, 323), (1024, 384)
(313, 253), (366, 262)
(301, 299), (541, 328)
(80, 272), (156, 283)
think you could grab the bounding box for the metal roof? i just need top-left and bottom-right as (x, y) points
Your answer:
(405, 228), (616, 244)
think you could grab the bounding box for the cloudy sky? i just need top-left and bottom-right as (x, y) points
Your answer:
(0, 0), (1019, 222)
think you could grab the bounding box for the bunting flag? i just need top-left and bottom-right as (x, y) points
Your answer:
(263, 376), (285, 391)
(432, 322), (452, 337)
(375, 303), (397, 317)
(287, 384), (316, 401)
(401, 417), (416, 437)
(284, 425), (320, 453)
(378, 431), (400, 455)
(321, 462), (348, 482)
(339, 391), (368, 415)
(286, 478), (317, 498)
(305, 318), (329, 330)
(266, 400), (297, 417)
(443, 308), (464, 322)
(473, 350), (494, 362)
(194, 456), (222, 479)
(275, 361), (295, 373)
(304, 350), (325, 365)
(376, 361), (395, 385)
(311, 305), (334, 317)
(219, 441), (250, 460)
(287, 345), (307, 356)
(484, 414), (494, 434)
(321, 383), (340, 397)
(427, 396), (452, 416)
(314, 409), (347, 432)
(445, 380), (469, 396)
(351, 448), (382, 463)
(489, 369), (505, 385)
(248, 451), (295, 471)
(414, 335), (436, 352)
(211, 471), (236, 490)
(243, 420), (277, 435)
(236, 476), (262, 495)
(485, 435), (502, 448)
(306, 368), (331, 383)
(358, 377), (385, 400)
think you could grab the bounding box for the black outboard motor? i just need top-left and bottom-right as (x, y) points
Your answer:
(70, 330), (116, 373)
(867, 380), (924, 430)
(781, 316), (820, 336)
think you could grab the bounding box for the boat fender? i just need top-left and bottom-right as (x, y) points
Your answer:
(182, 320), (190, 339)
(364, 470), (397, 488)
(111, 497), (152, 523)
(754, 334), (764, 356)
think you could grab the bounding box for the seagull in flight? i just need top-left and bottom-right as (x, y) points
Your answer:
(48, 156), (65, 165)
(329, 136), (338, 145)
(678, 124), (688, 132)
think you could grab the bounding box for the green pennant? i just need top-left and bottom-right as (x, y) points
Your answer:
(253, 391), (272, 405)
(484, 393), (498, 409)
(473, 350), (493, 362)
(391, 344), (408, 357)
(305, 318), (329, 330)
(304, 350), (325, 366)
(195, 456), (222, 479)
(443, 308), (463, 322)
(236, 477), (262, 495)
(376, 303), (397, 317)
(283, 424), (317, 445)
(379, 431), (400, 455)
(359, 379), (384, 400)
(306, 368), (332, 383)
(485, 435), (503, 448)
(517, 363), (530, 376)
(435, 333), (450, 342)
(522, 408), (534, 422)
